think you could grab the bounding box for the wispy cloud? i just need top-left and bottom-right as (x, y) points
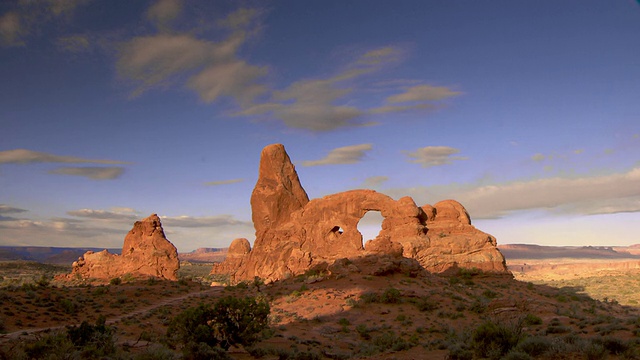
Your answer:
(117, 7), (266, 105)
(56, 34), (90, 53)
(239, 46), (403, 131)
(404, 146), (468, 168)
(0, 12), (25, 46)
(386, 167), (640, 219)
(371, 84), (461, 114)
(146, 0), (182, 29)
(0, 0), (88, 47)
(362, 176), (389, 188)
(0, 204), (28, 214)
(67, 208), (139, 221)
(204, 179), (244, 186)
(49, 166), (125, 180)
(160, 215), (252, 228)
(302, 144), (372, 167)
(0, 149), (128, 165)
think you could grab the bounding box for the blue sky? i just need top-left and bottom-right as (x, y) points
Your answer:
(1, 0), (639, 252)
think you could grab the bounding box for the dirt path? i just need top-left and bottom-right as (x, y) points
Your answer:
(0, 286), (224, 342)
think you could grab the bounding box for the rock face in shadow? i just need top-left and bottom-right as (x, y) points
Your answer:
(212, 144), (508, 283)
(62, 214), (179, 282)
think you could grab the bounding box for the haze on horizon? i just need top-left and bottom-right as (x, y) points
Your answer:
(1, 0), (639, 252)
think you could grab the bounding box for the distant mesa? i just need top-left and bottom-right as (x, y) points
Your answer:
(212, 144), (508, 284)
(58, 214), (179, 282)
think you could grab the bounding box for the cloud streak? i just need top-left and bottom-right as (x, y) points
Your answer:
(0, 149), (128, 165)
(386, 167), (640, 219)
(49, 167), (125, 180)
(0, 204), (28, 214)
(302, 144), (372, 167)
(160, 215), (252, 228)
(404, 146), (468, 168)
(239, 46), (403, 131)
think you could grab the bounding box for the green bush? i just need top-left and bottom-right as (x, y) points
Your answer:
(167, 295), (270, 351)
(514, 336), (551, 357)
(523, 314), (543, 326)
(109, 277), (122, 285)
(380, 287), (401, 304)
(472, 320), (521, 360)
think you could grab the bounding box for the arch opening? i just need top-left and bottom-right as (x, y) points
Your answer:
(357, 211), (384, 248)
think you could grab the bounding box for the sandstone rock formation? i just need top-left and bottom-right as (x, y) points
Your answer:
(62, 214), (179, 282)
(210, 238), (251, 275)
(212, 144), (508, 283)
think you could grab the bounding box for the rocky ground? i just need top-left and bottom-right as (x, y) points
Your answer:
(2, 263), (640, 359)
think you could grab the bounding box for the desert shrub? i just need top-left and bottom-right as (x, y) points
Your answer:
(66, 315), (116, 356)
(380, 287), (401, 304)
(482, 289), (498, 299)
(21, 331), (76, 359)
(182, 342), (230, 360)
(414, 297), (438, 312)
(167, 295), (270, 351)
(523, 313), (542, 326)
(583, 341), (608, 360)
(356, 324), (371, 340)
(469, 300), (486, 314)
(372, 331), (412, 352)
(359, 292), (380, 304)
(109, 277), (121, 285)
(514, 336), (552, 357)
(472, 320), (521, 360)
(36, 275), (50, 288)
(133, 343), (178, 360)
(595, 336), (629, 355)
(502, 350), (533, 360)
(58, 298), (78, 314)
(446, 343), (473, 360)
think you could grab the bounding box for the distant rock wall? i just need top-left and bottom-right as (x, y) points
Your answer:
(60, 214), (179, 282)
(212, 144), (508, 283)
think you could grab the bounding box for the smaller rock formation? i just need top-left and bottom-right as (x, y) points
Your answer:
(210, 238), (251, 275)
(61, 214), (179, 282)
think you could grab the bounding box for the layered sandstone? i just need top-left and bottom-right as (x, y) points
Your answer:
(212, 144), (508, 283)
(62, 214), (179, 282)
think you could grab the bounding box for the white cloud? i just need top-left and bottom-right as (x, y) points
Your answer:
(48, 166), (125, 180)
(404, 146), (468, 168)
(302, 144), (372, 167)
(204, 179), (244, 186)
(0, 149), (128, 164)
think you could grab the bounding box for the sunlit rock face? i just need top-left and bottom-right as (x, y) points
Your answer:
(211, 144), (508, 283)
(61, 214), (179, 282)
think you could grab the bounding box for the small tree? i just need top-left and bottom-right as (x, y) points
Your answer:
(167, 296), (270, 351)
